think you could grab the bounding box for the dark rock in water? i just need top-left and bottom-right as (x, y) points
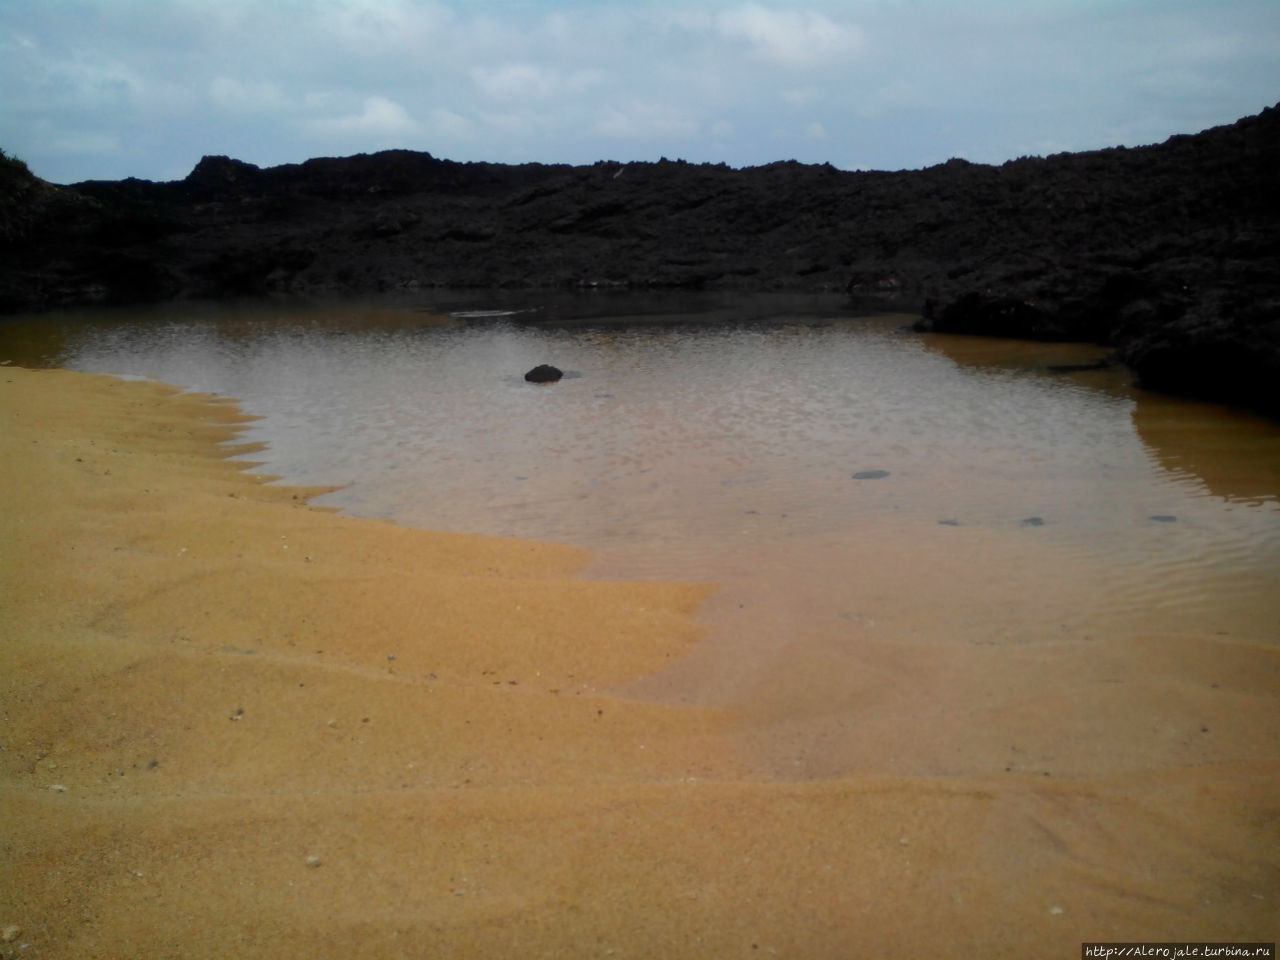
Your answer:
(524, 364), (563, 383)
(938, 518), (962, 526)
(1046, 360), (1113, 373)
(1020, 516), (1046, 526)
(1115, 298), (1280, 417)
(1149, 514), (1178, 522)
(902, 106), (1280, 418)
(916, 292), (1073, 341)
(851, 470), (891, 480)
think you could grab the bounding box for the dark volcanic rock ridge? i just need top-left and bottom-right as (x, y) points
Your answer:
(1, 104), (1278, 414)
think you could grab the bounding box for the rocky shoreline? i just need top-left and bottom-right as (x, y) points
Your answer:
(2, 104), (1277, 415)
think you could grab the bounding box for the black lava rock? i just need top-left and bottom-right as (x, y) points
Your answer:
(524, 364), (564, 383)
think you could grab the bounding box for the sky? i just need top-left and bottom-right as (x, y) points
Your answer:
(1, 0), (1277, 184)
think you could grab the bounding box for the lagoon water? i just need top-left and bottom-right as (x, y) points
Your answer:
(5, 291), (1279, 776)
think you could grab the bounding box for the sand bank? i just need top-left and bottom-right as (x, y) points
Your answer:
(1, 367), (1276, 958)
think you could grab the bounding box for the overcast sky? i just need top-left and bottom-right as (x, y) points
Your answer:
(2, 0), (1277, 184)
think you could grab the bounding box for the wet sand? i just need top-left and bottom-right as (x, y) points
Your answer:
(1, 367), (1276, 958)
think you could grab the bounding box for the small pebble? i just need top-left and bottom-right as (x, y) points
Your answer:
(1048, 906), (1064, 916)
(306, 855), (322, 868)
(1, 925), (21, 943)
(49, 784), (68, 793)
(1020, 516), (1046, 527)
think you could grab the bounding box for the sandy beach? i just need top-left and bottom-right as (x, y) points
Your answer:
(2, 366), (1277, 958)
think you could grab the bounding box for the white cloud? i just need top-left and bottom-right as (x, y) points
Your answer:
(429, 107), (475, 141)
(716, 4), (864, 68)
(319, 0), (457, 54)
(302, 95), (420, 141)
(781, 86), (824, 108)
(2, 0), (1278, 182)
(49, 130), (124, 157)
(655, 9), (714, 34)
(52, 54), (147, 110)
(596, 102), (699, 141)
(476, 108), (547, 137)
(469, 63), (600, 103)
(472, 63), (554, 101)
(210, 77), (290, 116)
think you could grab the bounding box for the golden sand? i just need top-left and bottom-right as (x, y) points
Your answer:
(1, 366), (1276, 958)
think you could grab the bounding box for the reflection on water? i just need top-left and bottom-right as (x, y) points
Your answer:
(3, 292), (1279, 771)
(11, 296), (1275, 568)
(5, 295), (1279, 576)
(1130, 392), (1280, 505)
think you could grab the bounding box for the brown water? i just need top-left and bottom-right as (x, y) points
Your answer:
(4, 291), (1279, 778)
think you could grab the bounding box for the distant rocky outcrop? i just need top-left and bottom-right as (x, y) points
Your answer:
(1, 105), (1277, 415)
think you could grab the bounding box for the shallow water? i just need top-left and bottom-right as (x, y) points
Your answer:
(4, 291), (1279, 774)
